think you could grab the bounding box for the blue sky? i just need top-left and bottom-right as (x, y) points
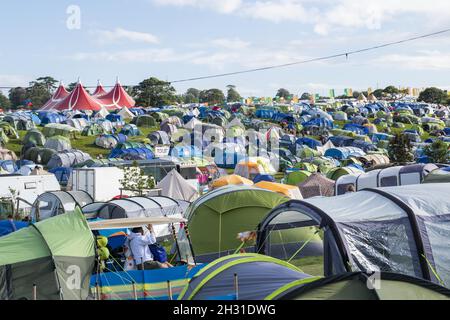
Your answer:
(1, 0), (450, 97)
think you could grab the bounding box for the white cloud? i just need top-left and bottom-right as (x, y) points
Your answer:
(152, 0), (450, 35)
(95, 28), (159, 44)
(375, 50), (450, 70)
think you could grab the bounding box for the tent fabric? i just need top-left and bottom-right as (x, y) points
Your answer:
(92, 82), (107, 97)
(132, 115), (157, 127)
(42, 124), (79, 138)
(254, 181), (303, 199)
(0, 220), (28, 237)
(44, 135), (72, 152)
(23, 147), (57, 165)
(0, 149), (18, 161)
(53, 83), (103, 111)
(211, 174), (254, 189)
(0, 210), (95, 300)
(156, 169), (198, 201)
(298, 173), (335, 198)
(148, 131), (170, 145)
(47, 150), (92, 169)
(272, 272), (450, 300)
(96, 82), (136, 110)
(286, 170), (312, 186)
(40, 84), (70, 111)
(178, 254), (313, 300)
(185, 186), (289, 259)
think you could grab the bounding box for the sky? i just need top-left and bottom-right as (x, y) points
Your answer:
(1, 0), (450, 97)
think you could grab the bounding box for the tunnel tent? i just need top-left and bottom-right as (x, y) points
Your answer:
(178, 253), (315, 300)
(46, 150), (92, 169)
(0, 209), (95, 300)
(271, 272), (450, 300)
(256, 183), (450, 288)
(31, 190), (94, 221)
(23, 147), (57, 165)
(120, 124), (142, 136)
(423, 168), (450, 184)
(42, 123), (80, 139)
(184, 185), (290, 261)
(44, 135), (72, 152)
(81, 123), (106, 136)
(326, 166), (364, 181)
(148, 130), (170, 145)
(23, 129), (46, 147)
(95, 134), (120, 149)
(66, 118), (89, 130)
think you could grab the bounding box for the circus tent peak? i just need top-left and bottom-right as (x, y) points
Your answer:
(97, 81), (135, 110)
(40, 83), (70, 111)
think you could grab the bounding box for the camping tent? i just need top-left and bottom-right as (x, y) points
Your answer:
(46, 150), (92, 169)
(156, 169), (198, 201)
(178, 254), (314, 300)
(271, 272), (450, 300)
(120, 124), (141, 136)
(96, 81), (136, 110)
(118, 107), (135, 120)
(148, 131), (170, 145)
(44, 135), (72, 152)
(256, 183), (450, 287)
(0, 149), (18, 161)
(184, 186), (289, 261)
(40, 83), (70, 111)
(132, 115), (157, 128)
(31, 191), (94, 220)
(42, 124), (79, 139)
(53, 82), (103, 112)
(234, 157), (277, 179)
(211, 174), (254, 189)
(254, 181), (303, 199)
(23, 147), (57, 165)
(285, 170), (312, 186)
(298, 173), (335, 198)
(0, 210), (95, 300)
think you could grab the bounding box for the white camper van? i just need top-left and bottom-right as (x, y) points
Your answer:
(0, 174), (60, 209)
(67, 167), (125, 201)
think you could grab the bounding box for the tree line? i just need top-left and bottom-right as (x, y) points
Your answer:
(0, 75), (448, 109)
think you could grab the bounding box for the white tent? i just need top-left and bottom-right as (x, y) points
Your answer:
(94, 106), (109, 119)
(118, 106), (134, 120)
(156, 169), (199, 201)
(317, 140), (335, 154)
(183, 118), (202, 130)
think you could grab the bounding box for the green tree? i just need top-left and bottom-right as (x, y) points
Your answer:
(199, 88), (225, 105)
(35, 76), (59, 96)
(8, 87), (27, 108)
(388, 133), (414, 164)
(226, 85), (242, 102)
(26, 81), (51, 108)
(423, 140), (450, 164)
(372, 89), (384, 99)
(119, 161), (156, 196)
(383, 86), (400, 100)
(300, 92), (311, 100)
(276, 88), (291, 99)
(0, 91), (11, 109)
(183, 88), (200, 103)
(418, 87), (448, 104)
(132, 77), (177, 107)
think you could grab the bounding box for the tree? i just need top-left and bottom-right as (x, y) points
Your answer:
(383, 86), (400, 100)
(119, 161), (156, 196)
(132, 77), (177, 107)
(418, 87), (448, 104)
(372, 89), (384, 99)
(35, 76), (58, 96)
(388, 133), (414, 164)
(276, 88), (291, 99)
(226, 85), (242, 102)
(199, 89), (225, 105)
(352, 91), (361, 99)
(26, 81), (51, 108)
(183, 88), (200, 103)
(423, 140), (450, 164)
(67, 82), (90, 93)
(0, 92), (11, 109)
(8, 87), (27, 108)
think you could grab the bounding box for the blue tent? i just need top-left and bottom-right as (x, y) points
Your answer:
(16, 159), (35, 168)
(343, 123), (369, 135)
(302, 118), (334, 129)
(295, 137), (322, 149)
(324, 147), (366, 160)
(371, 133), (392, 143)
(255, 109), (276, 119)
(0, 220), (29, 236)
(0, 160), (18, 173)
(130, 108), (146, 116)
(253, 174), (275, 183)
(49, 167), (73, 186)
(328, 136), (354, 147)
(106, 114), (123, 123)
(39, 112), (66, 125)
(444, 128), (450, 136)
(120, 124), (141, 136)
(109, 147), (154, 160)
(351, 140), (377, 152)
(182, 115), (195, 124)
(223, 136), (246, 145)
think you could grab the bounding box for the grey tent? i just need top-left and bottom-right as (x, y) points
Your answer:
(24, 129), (46, 147)
(131, 115), (157, 128)
(23, 147), (57, 165)
(148, 130), (170, 145)
(257, 183), (450, 288)
(31, 191), (94, 221)
(271, 272), (450, 300)
(47, 150), (92, 169)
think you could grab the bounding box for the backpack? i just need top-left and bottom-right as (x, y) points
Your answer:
(149, 243), (168, 263)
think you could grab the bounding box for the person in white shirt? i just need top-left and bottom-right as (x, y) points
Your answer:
(126, 224), (166, 270)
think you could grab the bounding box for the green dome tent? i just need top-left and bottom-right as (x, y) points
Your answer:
(294, 162), (318, 173)
(44, 135), (72, 152)
(185, 186), (289, 260)
(81, 123), (106, 136)
(0, 122), (19, 139)
(270, 272), (450, 300)
(24, 129), (46, 147)
(43, 124), (79, 139)
(132, 115), (157, 128)
(326, 166), (364, 181)
(286, 171), (312, 186)
(151, 112), (169, 122)
(0, 209), (95, 300)
(23, 147), (57, 165)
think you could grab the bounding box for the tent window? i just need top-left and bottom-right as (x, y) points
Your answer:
(337, 183), (355, 195)
(380, 176), (398, 187)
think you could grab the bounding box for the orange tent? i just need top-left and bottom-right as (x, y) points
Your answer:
(255, 181), (303, 199)
(211, 174), (254, 189)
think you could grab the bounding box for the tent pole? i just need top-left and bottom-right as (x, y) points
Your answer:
(233, 274), (239, 300)
(184, 224), (197, 265)
(171, 223), (182, 262)
(132, 281), (138, 300)
(32, 284), (37, 300)
(167, 280), (173, 300)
